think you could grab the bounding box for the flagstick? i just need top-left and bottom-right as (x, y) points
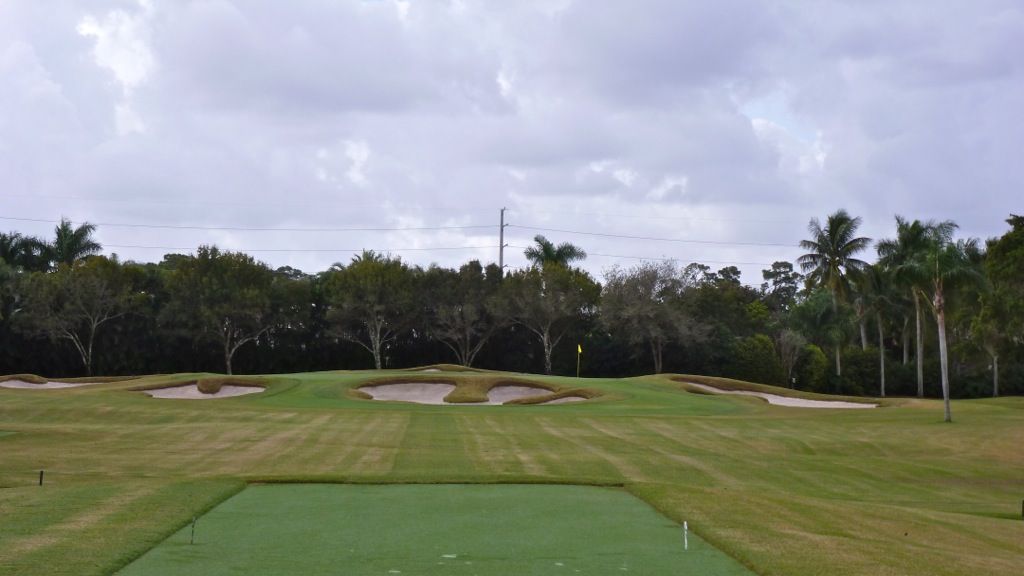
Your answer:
(576, 348), (581, 379)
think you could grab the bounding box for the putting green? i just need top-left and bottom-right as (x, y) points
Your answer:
(115, 484), (753, 575)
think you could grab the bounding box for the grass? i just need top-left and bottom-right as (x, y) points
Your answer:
(0, 369), (1021, 575)
(114, 484), (753, 575)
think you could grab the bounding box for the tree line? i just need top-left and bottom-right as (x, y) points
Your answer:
(1, 214), (1021, 409)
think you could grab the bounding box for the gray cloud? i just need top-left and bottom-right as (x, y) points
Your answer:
(1, 0), (1021, 283)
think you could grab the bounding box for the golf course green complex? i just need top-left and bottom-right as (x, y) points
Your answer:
(116, 484), (751, 575)
(1, 369), (1022, 575)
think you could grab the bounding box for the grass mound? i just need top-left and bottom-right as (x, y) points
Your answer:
(506, 387), (602, 405)
(129, 375), (267, 395)
(195, 377), (265, 395)
(0, 373), (139, 385)
(402, 363), (490, 373)
(0, 373), (47, 384)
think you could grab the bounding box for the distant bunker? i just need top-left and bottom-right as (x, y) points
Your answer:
(140, 377), (266, 400)
(0, 375), (138, 389)
(678, 379), (877, 409)
(358, 377), (594, 406)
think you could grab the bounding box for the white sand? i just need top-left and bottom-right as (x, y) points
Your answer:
(685, 382), (876, 409)
(485, 385), (550, 404)
(361, 382), (456, 404)
(0, 379), (97, 389)
(143, 384), (264, 399)
(418, 368), (442, 373)
(360, 383), (569, 406)
(539, 395), (588, 405)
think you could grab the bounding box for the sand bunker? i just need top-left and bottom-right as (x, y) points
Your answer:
(0, 379), (98, 389)
(418, 368), (442, 373)
(361, 382), (456, 404)
(539, 395), (588, 405)
(360, 382), (581, 406)
(685, 382), (876, 409)
(485, 385), (550, 404)
(143, 384), (264, 400)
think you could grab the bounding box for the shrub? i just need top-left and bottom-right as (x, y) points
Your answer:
(726, 334), (784, 386)
(795, 344), (828, 392)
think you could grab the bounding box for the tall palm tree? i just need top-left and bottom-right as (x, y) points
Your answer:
(523, 235), (587, 268)
(47, 218), (101, 269)
(858, 264), (897, 397)
(797, 210), (871, 376)
(906, 234), (983, 422)
(877, 216), (957, 397)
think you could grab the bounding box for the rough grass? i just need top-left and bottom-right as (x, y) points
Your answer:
(0, 370), (1021, 576)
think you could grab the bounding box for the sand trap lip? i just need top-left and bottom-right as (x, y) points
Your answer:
(361, 382), (457, 405)
(143, 384), (264, 400)
(0, 379), (100, 389)
(685, 382), (876, 409)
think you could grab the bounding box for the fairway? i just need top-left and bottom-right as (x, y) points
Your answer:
(115, 484), (752, 575)
(1, 371), (1022, 575)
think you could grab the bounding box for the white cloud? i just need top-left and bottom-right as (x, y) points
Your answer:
(76, 0), (155, 95)
(344, 140), (371, 186)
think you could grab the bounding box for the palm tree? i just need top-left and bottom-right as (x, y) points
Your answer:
(523, 235), (587, 268)
(877, 217), (957, 397)
(905, 232), (982, 422)
(797, 210), (871, 376)
(0, 232), (48, 272)
(858, 264), (897, 397)
(47, 218), (101, 268)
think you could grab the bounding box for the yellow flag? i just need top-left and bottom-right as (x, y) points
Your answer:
(577, 344), (582, 354)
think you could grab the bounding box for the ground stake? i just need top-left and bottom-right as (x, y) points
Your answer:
(683, 521), (688, 551)
(190, 517), (197, 544)
(38, 470), (43, 486)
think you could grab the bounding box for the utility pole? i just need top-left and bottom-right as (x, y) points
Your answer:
(499, 207), (508, 277)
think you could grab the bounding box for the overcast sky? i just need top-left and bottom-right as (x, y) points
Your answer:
(2, 0), (1021, 283)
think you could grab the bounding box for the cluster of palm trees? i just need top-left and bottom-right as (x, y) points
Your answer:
(799, 210), (982, 422)
(0, 219), (102, 272)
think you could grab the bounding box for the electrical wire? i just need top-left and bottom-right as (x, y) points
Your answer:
(507, 224), (799, 248)
(0, 216), (493, 233)
(505, 244), (775, 266)
(105, 244), (498, 253)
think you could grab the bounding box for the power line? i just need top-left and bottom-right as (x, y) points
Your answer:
(507, 224), (799, 248)
(105, 244), (498, 253)
(0, 216), (493, 234)
(506, 244), (775, 266)
(507, 208), (798, 224)
(0, 194), (496, 214)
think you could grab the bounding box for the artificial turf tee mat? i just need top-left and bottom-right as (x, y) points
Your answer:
(115, 484), (754, 575)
